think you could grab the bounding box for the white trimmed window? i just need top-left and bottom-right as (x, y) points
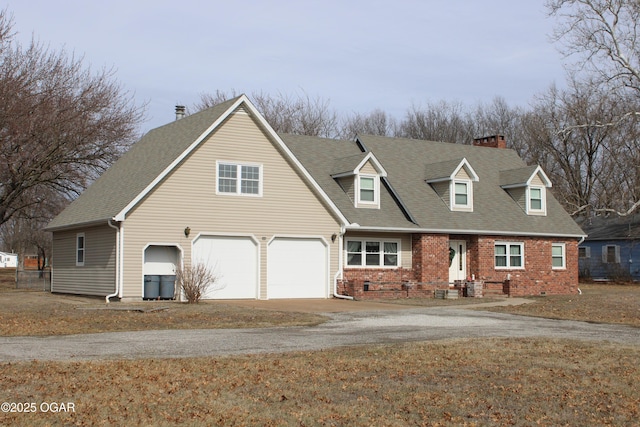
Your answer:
(346, 239), (399, 267)
(356, 175), (379, 207)
(552, 243), (566, 269)
(452, 179), (472, 210)
(495, 242), (524, 269)
(527, 186), (546, 215)
(217, 162), (262, 196)
(76, 233), (85, 266)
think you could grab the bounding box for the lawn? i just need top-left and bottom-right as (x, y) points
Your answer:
(1, 271), (639, 426)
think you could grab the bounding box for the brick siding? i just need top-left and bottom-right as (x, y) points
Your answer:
(339, 233), (579, 299)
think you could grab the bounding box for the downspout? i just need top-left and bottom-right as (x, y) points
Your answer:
(577, 235), (586, 295)
(333, 226), (353, 300)
(106, 219), (120, 303)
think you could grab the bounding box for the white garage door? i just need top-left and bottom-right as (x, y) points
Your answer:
(192, 236), (258, 299)
(268, 237), (327, 299)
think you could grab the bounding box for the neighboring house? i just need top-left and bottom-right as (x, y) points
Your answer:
(0, 252), (18, 268)
(46, 95), (585, 301)
(577, 214), (640, 282)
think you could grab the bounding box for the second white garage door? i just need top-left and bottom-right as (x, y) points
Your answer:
(192, 235), (258, 299)
(267, 237), (328, 299)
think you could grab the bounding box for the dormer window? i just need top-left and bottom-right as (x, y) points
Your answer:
(500, 165), (551, 216)
(528, 186), (545, 213)
(453, 180), (471, 208)
(426, 158), (478, 212)
(331, 152), (387, 210)
(358, 175), (377, 204)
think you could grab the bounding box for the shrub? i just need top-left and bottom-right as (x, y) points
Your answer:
(175, 262), (219, 303)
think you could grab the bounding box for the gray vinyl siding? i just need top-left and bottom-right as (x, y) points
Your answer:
(51, 225), (116, 296)
(431, 181), (450, 208)
(506, 187), (527, 212)
(337, 176), (355, 202)
(122, 109), (342, 298)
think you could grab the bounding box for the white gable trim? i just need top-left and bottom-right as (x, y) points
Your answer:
(355, 152), (388, 177)
(426, 158), (479, 183)
(527, 166), (552, 187)
(114, 95), (349, 226)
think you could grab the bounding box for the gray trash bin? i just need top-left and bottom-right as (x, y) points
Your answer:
(143, 275), (160, 300)
(160, 275), (176, 300)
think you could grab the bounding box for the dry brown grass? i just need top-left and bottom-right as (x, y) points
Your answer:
(2, 270), (640, 426)
(481, 283), (640, 327)
(1, 338), (639, 426)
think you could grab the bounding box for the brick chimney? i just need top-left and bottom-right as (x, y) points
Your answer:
(175, 105), (186, 121)
(473, 135), (506, 149)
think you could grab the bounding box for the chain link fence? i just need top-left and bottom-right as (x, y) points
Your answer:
(16, 269), (51, 291)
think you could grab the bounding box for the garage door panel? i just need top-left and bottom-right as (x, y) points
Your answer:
(268, 238), (327, 299)
(193, 236), (258, 299)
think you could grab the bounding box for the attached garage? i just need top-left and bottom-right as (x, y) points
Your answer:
(192, 235), (259, 299)
(267, 237), (328, 299)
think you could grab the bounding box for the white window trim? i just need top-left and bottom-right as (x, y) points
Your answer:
(526, 186), (546, 215)
(552, 242), (566, 270)
(494, 242), (524, 269)
(76, 233), (85, 267)
(345, 238), (400, 268)
(216, 161), (263, 197)
(451, 179), (473, 211)
(355, 174), (380, 208)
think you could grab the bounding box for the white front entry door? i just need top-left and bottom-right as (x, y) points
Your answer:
(449, 240), (467, 283)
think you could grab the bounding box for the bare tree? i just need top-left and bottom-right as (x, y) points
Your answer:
(0, 10), (144, 229)
(338, 109), (397, 139)
(547, 0), (640, 215)
(176, 262), (219, 303)
(398, 100), (475, 144)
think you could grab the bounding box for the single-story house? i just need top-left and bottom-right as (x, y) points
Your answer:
(577, 214), (640, 281)
(0, 251), (18, 268)
(46, 95), (586, 301)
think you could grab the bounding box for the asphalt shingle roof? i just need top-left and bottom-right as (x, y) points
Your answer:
(282, 133), (585, 237)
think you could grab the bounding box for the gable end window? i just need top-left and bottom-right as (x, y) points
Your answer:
(217, 162), (262, 196)
(494, 242), (523, 269)
(552, 243), (566, 269)
(76, 233), (85, 266)
(346, 239), (399, 267)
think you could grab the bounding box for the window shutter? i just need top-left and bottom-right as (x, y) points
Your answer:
(602, 246), (607, 263)
(615, 245), (621, 263)
(585, 247), (591, 258)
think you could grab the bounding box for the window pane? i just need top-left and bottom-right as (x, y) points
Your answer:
(384, 242), (398, 266)
(365, 241), (380, 266)
(346, 241), (362, 266)
(218, 164), (237, 193)
(607, 246), (617, 263)
(552, 246), (563, 257)
(530, 188), (542, 210)
(455, 182), (468, 205)
(240, 166), (260, 194)
(360, 177), (375, 202)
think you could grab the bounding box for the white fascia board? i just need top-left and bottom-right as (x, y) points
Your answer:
(236, 98), (351, 227)
(527, 166), (552, 187)
(113, 96), (250, 221)
(355, 152), (388, 177)
(113, 95), (348, 226)
(344, 224), (587, 239)
(454, 158), (479, 182)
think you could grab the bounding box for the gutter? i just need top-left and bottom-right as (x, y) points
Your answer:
(105, 219), (121, 303)
(333, 226), (353, 300)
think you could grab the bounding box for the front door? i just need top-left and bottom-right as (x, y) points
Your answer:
(449, 240), (467, 283)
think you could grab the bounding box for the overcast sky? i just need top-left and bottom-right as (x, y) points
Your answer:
(5, 0), (566, 133)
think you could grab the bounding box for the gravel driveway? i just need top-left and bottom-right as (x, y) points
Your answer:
(1, 304), (639, 362)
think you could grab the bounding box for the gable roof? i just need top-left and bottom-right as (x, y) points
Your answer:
(578, 214), (640, 241)
(500, 165), (552, 188)
(424, 158), (479, 183)
(46, 95), (348, 231)
(282, 133), (585, 237)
